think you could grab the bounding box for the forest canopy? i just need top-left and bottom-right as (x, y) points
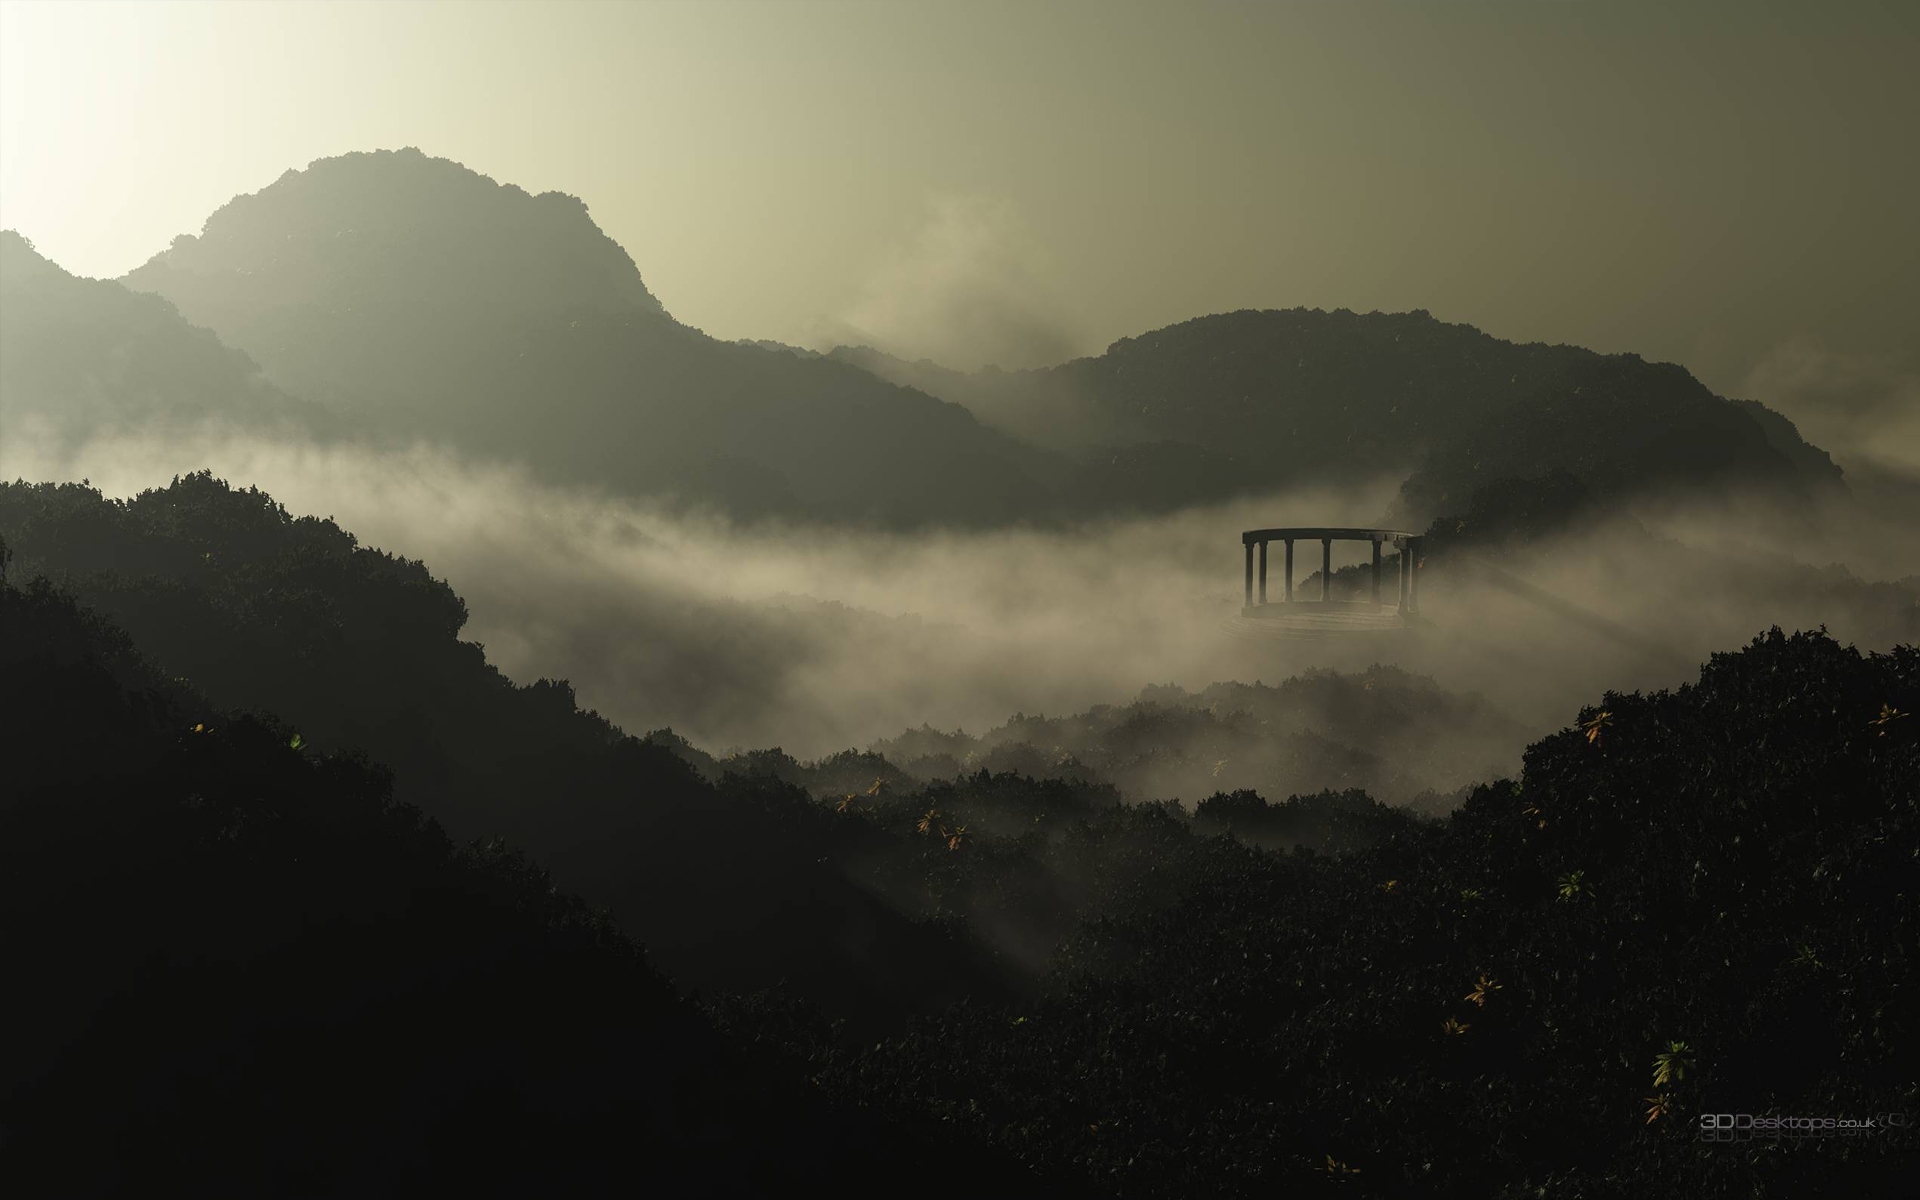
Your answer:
(3, 479), (1912, 1195)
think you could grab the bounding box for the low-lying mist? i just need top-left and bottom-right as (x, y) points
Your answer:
(7, 425), (1915, 807)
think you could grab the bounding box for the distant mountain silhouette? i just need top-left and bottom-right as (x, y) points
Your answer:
(0, 230), (322, 450)
(24, 148), (1847, 527)
(833, 308), (1844, 524)
(122, 149), (1055, 525)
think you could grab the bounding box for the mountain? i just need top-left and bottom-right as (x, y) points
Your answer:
(6, 481), (1914, 1196)
(0, 553), (1059, 1198)
(93, 150), (1841, 527)
(122, 149), (1056, 526)
(819, 628), (1919, 1197)
(0, 230), (321, 451)
(122, 147), (665, 410)
(832, 308), (1845, 525)
(867, 664), (1527, 812)
(0, 473), (1025, 1030)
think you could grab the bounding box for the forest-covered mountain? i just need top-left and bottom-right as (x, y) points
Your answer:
(116, 148), (1055, 525)
(3, 481), (1912, 1196)
(822, 627), (1918, 1196)
(0, 230), (323, 449)
(858, 666), (1522, 814)
(0, 473), (1025, 1029)
(0, 474), (1544, 1021)
(4, 140), (1909, 1195)
(832, 308), (1844, 525)
(0, 559), (1059, 1198)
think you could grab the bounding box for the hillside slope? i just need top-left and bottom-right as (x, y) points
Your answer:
(0, 230), (322, 450)
(820, 628), (1919, 1196)
(0, 474), (1025, 1029)
(122, 148), (1057, 525)
(0, 563), (1056, 1198)
(834, 308), (1843, 524)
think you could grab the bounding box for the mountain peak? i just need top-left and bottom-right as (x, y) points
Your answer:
(0, 228), (64, 287)
(124, 147), (665, 329)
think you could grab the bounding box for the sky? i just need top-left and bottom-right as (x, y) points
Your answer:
(2, 0), (1915, 411)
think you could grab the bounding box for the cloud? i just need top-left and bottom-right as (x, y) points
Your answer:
(5, 425), (1914, 797)
(1742, 336), (1920, 476)
(819, 195), (1084, 371)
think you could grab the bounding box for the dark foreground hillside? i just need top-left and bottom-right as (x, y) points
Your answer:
(0, 473), (1024, 1032)
(0, 472), (1527, 1025)
(3, 477), (1914, 1197)
(0, 564), (1056, 1198)
(810, 629), (1919, 1196)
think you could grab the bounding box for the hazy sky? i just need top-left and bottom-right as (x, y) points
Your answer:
(2, 0), (1915, 400)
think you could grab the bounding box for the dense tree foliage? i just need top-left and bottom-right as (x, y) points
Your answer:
(810, 629), (1919, 1196)
(0, 565), (1059, 1197)
(0, 475), (1025, 1030)
(5, 138), (1909, 1198)
(4, 473), (1914, 1192)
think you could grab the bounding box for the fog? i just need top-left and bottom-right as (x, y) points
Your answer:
(1743, 337), (1920, 479)
(10, 424), (1914, 807)
(813, 194), (1085, 372)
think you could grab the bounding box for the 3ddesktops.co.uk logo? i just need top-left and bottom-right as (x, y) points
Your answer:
(1699, 1111), (1910, 1141)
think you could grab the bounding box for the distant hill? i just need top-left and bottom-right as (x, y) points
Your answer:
(122, 148), (665, 411)
(0, 473), (1024, 1029)
(0, 543), (1059, 1198)
(122, 149), (1056, 526)
(0, 230), (321, 450)
(833, 308), (1844, 525)
(27, 148), (1848, 527)
(864, 662), (1526, 813)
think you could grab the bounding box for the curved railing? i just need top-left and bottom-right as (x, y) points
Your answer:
(1240, 526), (1424, 615)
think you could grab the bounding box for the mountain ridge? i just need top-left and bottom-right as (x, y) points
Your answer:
(830, 305), (1845, 525)
(9, 147), (1851, 530)
(112, 148), (1062, 527)
(0, 229), (325, 448)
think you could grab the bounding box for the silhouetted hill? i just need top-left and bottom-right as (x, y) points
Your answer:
(122, 149), (1056, 525)
(0, 230), (322, 450)
(6, 480), (1914, 1196)
(124, 147), (666, 399)
(58, 150), (1843, 529)
(864, 664), (1525, 811)
(833, 308), (1844, 524)
(818, 629), (1919, 1196)
(0, 474), (1026, 1031)
(0, 564), (1058, 1198)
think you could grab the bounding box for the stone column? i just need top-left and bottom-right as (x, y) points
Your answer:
(1371, 537), (1382, 606)
(1257, 540), (1268, 605)
(1321, 538), (1332, 602)
(1244, 540), (1253, 608)
(1284, 539), (1294, 602)
(1409, 536), (1422, 613)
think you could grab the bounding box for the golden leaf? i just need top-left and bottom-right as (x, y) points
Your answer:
(1581, 710), (1612, 745)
